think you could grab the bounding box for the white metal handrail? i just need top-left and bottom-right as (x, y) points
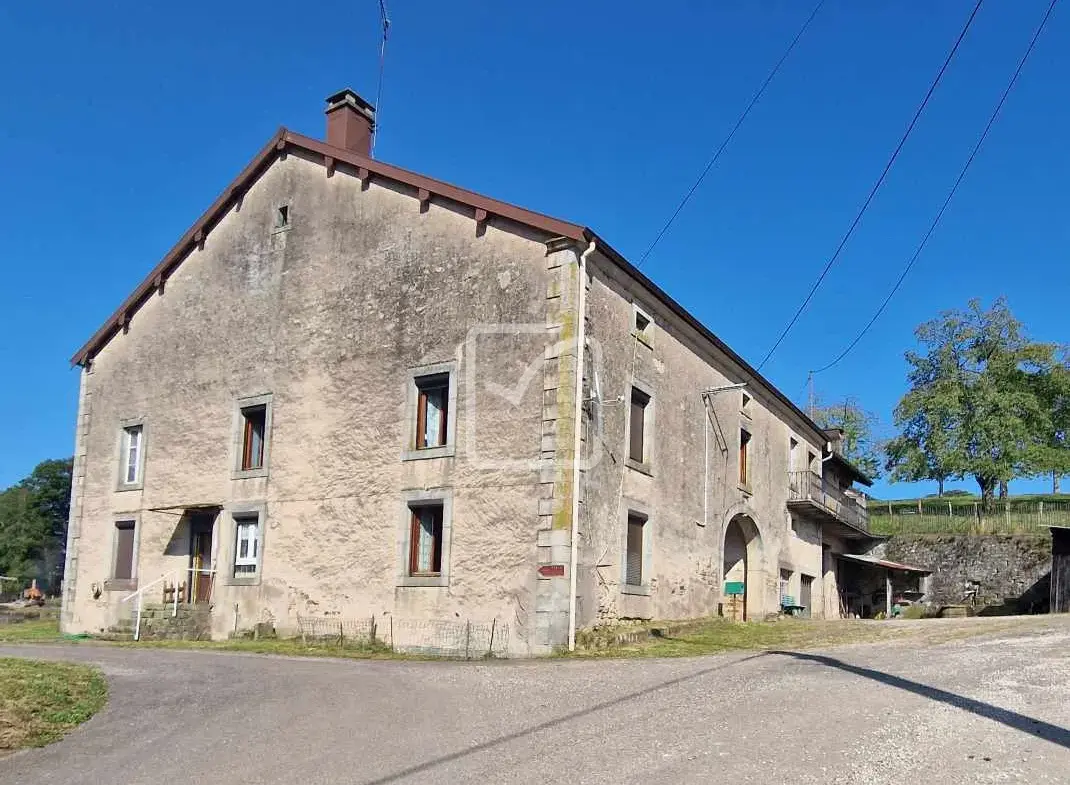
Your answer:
(121, 570), (180, 641)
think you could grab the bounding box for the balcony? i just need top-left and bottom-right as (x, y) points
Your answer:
(787, 470), (870, 537)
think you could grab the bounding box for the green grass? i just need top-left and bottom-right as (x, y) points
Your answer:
(0, 658), (107, 755)
(0, 618), (66, 643)
(114, 636), (415, 659)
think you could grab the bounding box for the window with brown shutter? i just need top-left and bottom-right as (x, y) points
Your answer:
(113, 520), (136, 581)
(629, 388), (649, 464)
(739, 428), (752, 487)
(415, 374), (449, 449)
(625, 514), (645, 586)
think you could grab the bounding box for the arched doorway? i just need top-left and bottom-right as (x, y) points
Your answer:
(723, 514), (763, 621)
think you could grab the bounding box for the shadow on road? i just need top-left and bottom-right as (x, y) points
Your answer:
(770, 650), (1070, 749)
(361, 652), (768, 785)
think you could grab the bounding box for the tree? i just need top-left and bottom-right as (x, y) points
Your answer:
(812, 399), (882, 479)
(1032, 352), (1070, 493)
(0, 458), (72, 590)
(885, 298), (1067, 511)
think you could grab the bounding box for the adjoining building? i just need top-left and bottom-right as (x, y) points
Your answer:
(1052, 526), (1070, 614)
(61, 90), (879, 655)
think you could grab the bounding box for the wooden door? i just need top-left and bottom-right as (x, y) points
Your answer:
(190, 519), (214, 603)
(800, 575), (813, 619)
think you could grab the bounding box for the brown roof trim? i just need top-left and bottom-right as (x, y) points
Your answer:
(583, 230), (834, 449)
(70, 128), (288, 366)
(281, 131), (587, 241)
(69, 128), (839, 452)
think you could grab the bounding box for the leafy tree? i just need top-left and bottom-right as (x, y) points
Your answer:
(0, 458), (72, 590)
(1032, 352), (1070, 493)
(812, 399), (882, 479)
(885, 298), (1067, 511)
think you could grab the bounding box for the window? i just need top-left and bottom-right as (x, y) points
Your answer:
(240, 405), (267, 470)
(113, 520), (136, 581)
(808, 450), (818, 474)
(120, 424), (143, 486)
(741, 391), (752, 415)
(739, 428), (752, 487)
(629, 387), (649, 464)
(415, 373), (449, 449)
(632, 304), (654, 346)
(408, 503), (444, 576)
(625, 513), (646, 587)
(275, 205), (290, 230)
(232, 515), (261, 578)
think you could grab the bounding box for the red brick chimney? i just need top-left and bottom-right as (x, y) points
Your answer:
(325, 89), (376, 157)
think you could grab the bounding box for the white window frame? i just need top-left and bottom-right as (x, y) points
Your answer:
(223, 502), (266, 586)
(232, 393), (273, 479)
(402, 361), (458, 461)
(117, 420), (146, 491)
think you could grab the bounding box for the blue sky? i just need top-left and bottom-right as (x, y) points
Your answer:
(1, 1), (1066, 498)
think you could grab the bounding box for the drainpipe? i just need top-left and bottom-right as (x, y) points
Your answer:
(568, 240), (596, 652)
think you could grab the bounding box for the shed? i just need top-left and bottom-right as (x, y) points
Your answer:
(836, 553), (932, 619)
(1051, 526), (1070, 614)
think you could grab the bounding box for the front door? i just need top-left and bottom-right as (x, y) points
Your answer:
(190, 516), (214, 603)
(800, 575), (813, 619)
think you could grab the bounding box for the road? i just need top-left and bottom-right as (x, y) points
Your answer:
(3, 616), (1070, 784)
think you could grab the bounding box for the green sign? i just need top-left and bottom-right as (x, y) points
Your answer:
(724, 581), (745, 596)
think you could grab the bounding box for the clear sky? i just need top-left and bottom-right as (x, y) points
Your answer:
(1, 1), (1066, 498)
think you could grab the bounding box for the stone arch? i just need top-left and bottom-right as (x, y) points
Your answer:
(722, 509), (767, 621)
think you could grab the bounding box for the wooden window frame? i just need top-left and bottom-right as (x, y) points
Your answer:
(739, 428), (752, 489)
(240, 405), (267, 471)
(397, 490), (453, 588)
(628, 387), (650, 465)
(117, 420), (146, 491)
(625, 514), (645, 587)
(407, 503), (444, 577)
(415, 373), (449, 450)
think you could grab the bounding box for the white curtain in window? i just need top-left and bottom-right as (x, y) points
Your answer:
(125, 427), (141, 484)
(235, 520), (258, 567)
(415, 508), (435, 572)
(423, 389), (444, 447)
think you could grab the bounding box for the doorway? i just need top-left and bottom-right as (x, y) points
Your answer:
(189, 513), (215, 603)
(800, 575), (814, 619)
(723, 514), (763, 620)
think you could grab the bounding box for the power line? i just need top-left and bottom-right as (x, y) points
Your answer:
(371, 0), (391, 158)
(754, 0), (986, 371)
(635, 0), (825, 269)
(813, 0), (1058, 376)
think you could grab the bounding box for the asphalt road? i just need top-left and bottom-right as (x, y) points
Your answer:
(3, 617), (1070, 785)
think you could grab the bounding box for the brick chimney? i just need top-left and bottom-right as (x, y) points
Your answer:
(325, 89), (376, 156)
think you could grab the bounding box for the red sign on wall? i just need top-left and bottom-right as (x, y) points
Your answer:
(538, 564), (565, 578)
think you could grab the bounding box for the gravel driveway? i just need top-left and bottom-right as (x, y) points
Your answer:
(3, 616), (1070, 784)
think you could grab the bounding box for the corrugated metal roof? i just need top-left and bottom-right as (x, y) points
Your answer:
(836, 553), (931, 574)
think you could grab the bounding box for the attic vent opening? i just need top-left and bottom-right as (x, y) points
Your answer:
(275, 205), (290, 229)
(635, 310), (650, 333)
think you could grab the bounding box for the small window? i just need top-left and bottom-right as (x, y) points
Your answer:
(113, 520), (136, 581)
(121, 425), (143, 485)
(629, 387), (650, 464)
(632, 305), (654, 345)
(275, 205), (290, 229)
(233, 515), (261, 577)
(808, 450), (818, 474)
(625, 514), (646, 586)
(240, 405), (267, 470)
(741, 391), (752, 414)
(739, 428), (752, 487)
(408, 503), (444, 576)
(415, 373), (449, 449)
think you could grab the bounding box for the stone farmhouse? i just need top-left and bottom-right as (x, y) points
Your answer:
(61, 89), (879, 655)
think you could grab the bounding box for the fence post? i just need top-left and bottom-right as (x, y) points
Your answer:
(465, 620), (471, 660)
(948, 501), (952, 517)
(917, 499), (922, 514)
(338, 620), (344, 647)
(370, 615), (377, 645)
(488, 618), (497, 658)
(389, 615), (394, 652)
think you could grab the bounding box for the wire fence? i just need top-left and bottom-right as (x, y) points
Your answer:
(869, 499), (1070, 535)
(295, 614), (509, 659)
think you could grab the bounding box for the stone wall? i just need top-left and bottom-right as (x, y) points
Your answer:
(873, 535), (1051, 609)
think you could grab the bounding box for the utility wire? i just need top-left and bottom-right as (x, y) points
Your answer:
(371, 0), (391, 158)
(813, 0), (1058, 375)
(755, 0), (986, 371)
(635, 0), (825, 269)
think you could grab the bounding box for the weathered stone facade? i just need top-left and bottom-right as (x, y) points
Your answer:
(62, 93), (875, 654)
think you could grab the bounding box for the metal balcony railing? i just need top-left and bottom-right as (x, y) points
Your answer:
(787, 470), (869, 532)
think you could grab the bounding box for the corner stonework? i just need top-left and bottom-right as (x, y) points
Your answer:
(532, 241), (584, 653)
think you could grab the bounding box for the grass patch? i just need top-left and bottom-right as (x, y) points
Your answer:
(0, 618), (65, 643)
(113, 636), (418, 660)
(0, 658), (107, 755)
(567, 617), (910, 658)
